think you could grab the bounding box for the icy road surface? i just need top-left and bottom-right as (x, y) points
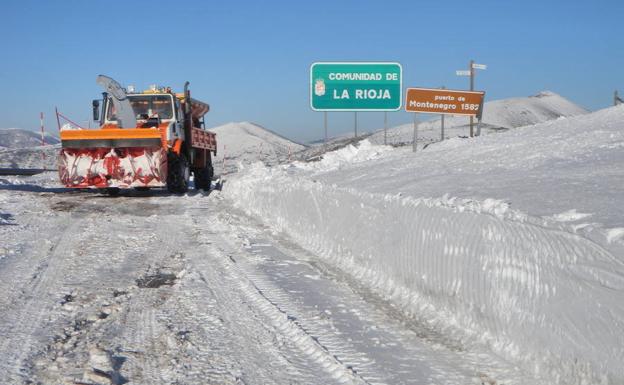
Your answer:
(0, 174), (532, 385)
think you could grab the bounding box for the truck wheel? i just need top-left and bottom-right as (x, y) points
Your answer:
(194, 166), (214, 191)
(167, 153), (190, 193)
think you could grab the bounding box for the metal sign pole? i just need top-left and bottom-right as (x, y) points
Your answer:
(441, 114), (445, 141)
(440, 86), (445, 141)
(40, 112), (45, 169)
(354, 111), (358, 138)
(384, 111), (388, 145)
(324, 111), (328, 144)
(412, 113), (418, 152)
(469, 59), (475, 137)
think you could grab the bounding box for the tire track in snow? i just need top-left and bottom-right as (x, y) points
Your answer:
(106, 209), (180, 384)
(0, 211), (83, 383)
(207, 250), (370, 385)
(186, 205), (368, 385)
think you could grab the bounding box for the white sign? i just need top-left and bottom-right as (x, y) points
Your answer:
(456, 70), (471, 76)
(472, 63), (487, 70)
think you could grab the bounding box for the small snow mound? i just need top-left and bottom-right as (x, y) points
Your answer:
(531, 90), (557, 98)
(548, 209), (593, 222)
(298, 140), (394, 171)
(60, 123), (80, 131)
(607, 228), (624, 244)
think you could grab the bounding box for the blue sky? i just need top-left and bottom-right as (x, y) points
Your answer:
(0, 0), (622, 142)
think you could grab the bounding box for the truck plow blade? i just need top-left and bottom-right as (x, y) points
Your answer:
(58, 147), (167, 188)
(58, 127), (168, 188)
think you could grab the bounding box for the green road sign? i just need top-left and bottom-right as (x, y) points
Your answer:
(310, 62), (402, 111)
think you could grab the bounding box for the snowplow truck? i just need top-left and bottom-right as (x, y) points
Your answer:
(58, 75), (215, 193)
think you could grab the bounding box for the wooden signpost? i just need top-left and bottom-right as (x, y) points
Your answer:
(405, 87), (485, 151)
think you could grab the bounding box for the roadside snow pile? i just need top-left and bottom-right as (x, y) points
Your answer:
(294, 140), (393, 171)
(369, 91), (588, 146)
(227, 105), (624, 384)
(209, 121), (305, 174)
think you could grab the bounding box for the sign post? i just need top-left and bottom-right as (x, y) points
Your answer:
(311, 62), (402, 140)
(456, 60), (487, 136)
(412, 113), (418, 152)
(384, 111), (388, 145)
(324, 111), (328, 144)
(405, 87), (485, 147)
(40, 112), (45, 169)
(440, 86), (445, 141)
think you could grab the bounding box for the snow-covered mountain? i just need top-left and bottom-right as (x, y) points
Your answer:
(369, 91), (588, 145)
(0, 128), (59, 149)
(209, 121), (305, 173)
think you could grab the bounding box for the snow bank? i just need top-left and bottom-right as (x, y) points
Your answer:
(294, 140), (394, 171)
(226, 106), (624, 384)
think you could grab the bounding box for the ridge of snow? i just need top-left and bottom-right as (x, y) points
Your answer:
(226, 104), (624, 384)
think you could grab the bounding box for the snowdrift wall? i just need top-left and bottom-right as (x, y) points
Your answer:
(228, 165), (624, 385)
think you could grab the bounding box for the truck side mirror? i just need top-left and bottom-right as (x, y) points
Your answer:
(92, 100), (100, 122)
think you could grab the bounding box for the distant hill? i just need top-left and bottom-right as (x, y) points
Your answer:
(0, 128), (59, 169)
(0, 128), (59, 149)
(0, 145), (59, 169)
(368, 91), (589, 146)
(209, 122), (305, 173)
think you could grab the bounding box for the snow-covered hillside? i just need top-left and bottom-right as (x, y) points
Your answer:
(209, 121), (305, 173)
(0, 145), (59, 169)
(0, 128), (59, 169)
(227, 105), (624, 384)
(369, 91), (588, 146)
(0, 128), (59, 149)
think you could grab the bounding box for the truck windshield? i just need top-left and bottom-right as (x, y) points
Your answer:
(107, 95), (174, 121)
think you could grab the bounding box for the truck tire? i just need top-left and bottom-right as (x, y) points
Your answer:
(194, 165), (213, 191)
(167, 153), (190, 193)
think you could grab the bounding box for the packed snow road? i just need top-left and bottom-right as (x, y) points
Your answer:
(1, 174), (529, 385)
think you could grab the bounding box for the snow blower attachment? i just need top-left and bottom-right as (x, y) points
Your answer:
(58, 76), (216, 193)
